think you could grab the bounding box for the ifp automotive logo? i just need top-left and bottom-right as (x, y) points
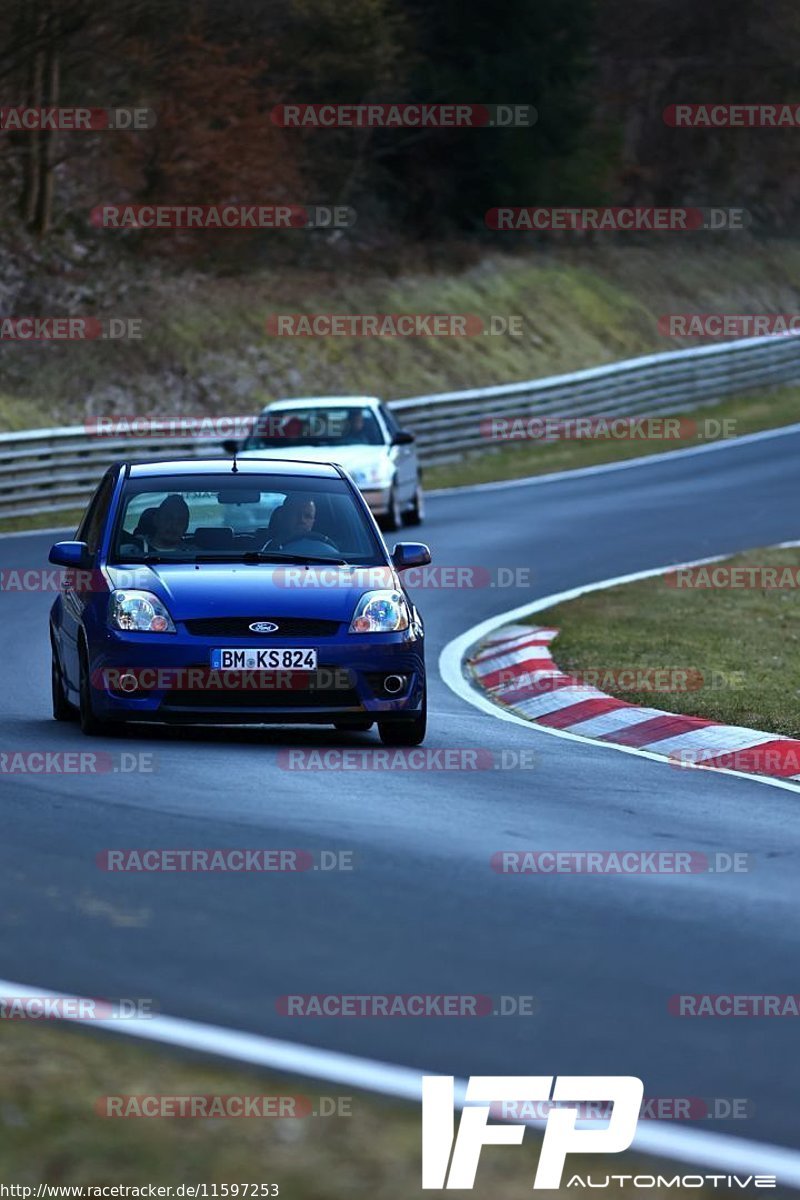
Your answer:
(422, 1075), (643, 1190)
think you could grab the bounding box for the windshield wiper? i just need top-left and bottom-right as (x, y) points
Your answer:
(241, 551), (351, 566)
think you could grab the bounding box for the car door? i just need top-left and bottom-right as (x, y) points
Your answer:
(58, 469), (117, 692)
(380, 403), (417, 505)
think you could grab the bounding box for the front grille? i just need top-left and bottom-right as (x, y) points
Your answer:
(160, 688), (361, 710)
(183, 616), (341, 638)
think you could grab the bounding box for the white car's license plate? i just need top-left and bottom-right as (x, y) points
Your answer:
(211, 648), (318, 671)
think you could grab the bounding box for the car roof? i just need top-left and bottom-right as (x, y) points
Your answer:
(126, 458), (342, 478)
(261, 396), (381, 412)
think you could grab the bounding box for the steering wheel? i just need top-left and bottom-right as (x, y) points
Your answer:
(280, 532), (339, 550)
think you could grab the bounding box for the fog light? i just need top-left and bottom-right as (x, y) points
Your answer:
(384, 674), (407, 695)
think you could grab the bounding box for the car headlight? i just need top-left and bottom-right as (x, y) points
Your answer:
(349, 590), (410, 633)
(352, 464), (392, 488)
(109, 590), (176, 633)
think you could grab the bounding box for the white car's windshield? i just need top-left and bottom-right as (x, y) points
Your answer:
(245, 406), (385, 449)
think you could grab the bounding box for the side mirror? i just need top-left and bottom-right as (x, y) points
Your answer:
(392, 430), (415, 446)
(391, 542), (431, 571)
(49, 540), (92, 569)
(221, 439), (239, 456)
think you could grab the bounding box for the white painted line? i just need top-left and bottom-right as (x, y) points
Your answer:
(429, 420), (800, 498)
(0, 976), (798, 1189)
(439, 550), (800, 796)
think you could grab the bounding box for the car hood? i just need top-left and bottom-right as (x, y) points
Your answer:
(238, 444), (393, 478)
(105, 562), (398, 622)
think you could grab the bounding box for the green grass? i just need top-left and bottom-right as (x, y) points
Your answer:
(534, 547), (800, 738)
(0, 1022), (756, 1196)
(4, 238), (800, 432)
(0, 511), (81, 535)
(3, 239), (800, 531)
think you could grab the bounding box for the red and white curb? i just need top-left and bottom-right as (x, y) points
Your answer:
(469, 623), (800, 782)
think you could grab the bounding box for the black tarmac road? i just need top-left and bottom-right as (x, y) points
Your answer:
(1, 428), (799, 1151)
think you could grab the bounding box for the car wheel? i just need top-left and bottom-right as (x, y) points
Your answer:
(51, 639), (76, 721)
(382, 483), (403, 532)
(78, 641), (117, 737)
(334, 718), (374, 732)
(402, 481), (425, 526)
(378, 686), (427, 746)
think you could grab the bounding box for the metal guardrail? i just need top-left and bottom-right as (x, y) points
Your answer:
(1, 334), (798, 520)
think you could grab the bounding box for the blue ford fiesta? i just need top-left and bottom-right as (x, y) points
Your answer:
(48, 458), (430, 745)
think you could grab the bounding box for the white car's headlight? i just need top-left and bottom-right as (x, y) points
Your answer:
(109, 590), (176, 633)
(349, 590), (410, 633)
(352, 464), (392, 488)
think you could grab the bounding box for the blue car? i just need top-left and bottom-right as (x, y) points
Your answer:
(48, 458), (430, 745)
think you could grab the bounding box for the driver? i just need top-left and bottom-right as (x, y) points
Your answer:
(147, 494), (193, 553)
(342, 408), (371, 444)
(266, 495), (317, 547)
(286, 495), (316, 536)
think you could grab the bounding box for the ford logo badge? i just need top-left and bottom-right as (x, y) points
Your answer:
(249, 621), (279, 633)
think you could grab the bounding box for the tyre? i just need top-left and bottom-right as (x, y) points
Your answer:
(334, 718), (374, 732)
(381, 483), (403, 533)
(78, 641), (117, 737)
(378, 687), (427, 746)
(51, 639), (76, 721)
(402, 481), (425, 527)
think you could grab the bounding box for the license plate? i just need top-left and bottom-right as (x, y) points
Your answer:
(211, 648), (318, 671)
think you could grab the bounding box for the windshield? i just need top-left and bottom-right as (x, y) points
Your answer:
(109, 473), (385, 565)
(244, 406), (385, 449)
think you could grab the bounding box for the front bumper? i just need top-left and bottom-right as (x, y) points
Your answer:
(361, 486), (392, 517)
(87, 626), (425, 724)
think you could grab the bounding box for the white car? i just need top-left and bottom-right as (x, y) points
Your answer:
(227, 396), (424, 530)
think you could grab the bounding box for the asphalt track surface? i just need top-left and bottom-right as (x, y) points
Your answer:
(1, 428), (799, 1153)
